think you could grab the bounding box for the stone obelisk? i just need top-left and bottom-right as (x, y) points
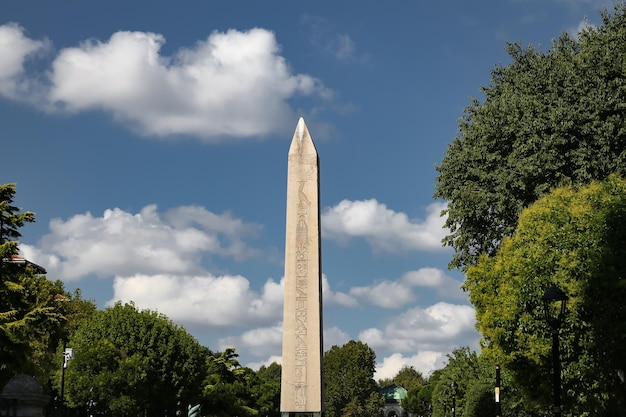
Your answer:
(281, 117), (324, 417)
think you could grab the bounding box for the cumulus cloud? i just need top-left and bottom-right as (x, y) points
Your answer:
(350, 267), (464, 309)
(359, 302), (477, 353)
(0, 22), (49, 100)
(21, 204), (262, 281)
(218, 323), (284, 357)
(350, 280), (415, 309)
(322, 274), (358, 307)
(375, 351), (446, 380)
(0, 23), (331, 141)
(110, 273), (283, 327)
(322, 200), (448, 253)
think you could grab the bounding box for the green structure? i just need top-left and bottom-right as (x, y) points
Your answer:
(381, 385), (410, 417)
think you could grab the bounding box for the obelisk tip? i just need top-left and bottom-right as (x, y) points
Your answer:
(289, 117), (316, 156)
(297, 117), (306, 142)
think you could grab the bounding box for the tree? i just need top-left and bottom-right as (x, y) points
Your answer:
(465, 176), (626, 416)
(391, 366), (426, 392)
(1, 183), (36, 381)
(323, 340), (383, 417)
(201, 348), (254, 417)
(0, 183), (87, 390)
(0, 183), (97, 391)
(252, 362), (281, 417)
(434, 3), (626, 270)
(60, 302), (208, 417)
(426, 347), (487, 417)
(379, 365), (426, 393)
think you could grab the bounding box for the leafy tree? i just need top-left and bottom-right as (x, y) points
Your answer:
(465, 176), (626, 416)
(434, 3), (626, 270)
(1, 183), (36, 380)
(404, 380), (435, 417)
(323, 340), (383, 417)
(392, 366), (426, 392)
(426, 347), (487, 417)
(252, 362), (281, 417)
(201, 348), (254, 417)
(0, 183), (92, 390)
(60, 302), (208, 417)
(379, 365), (426, 392)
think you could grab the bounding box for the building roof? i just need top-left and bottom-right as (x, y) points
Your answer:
(381, 384), (409, 402)
(3, 255), (47, 274)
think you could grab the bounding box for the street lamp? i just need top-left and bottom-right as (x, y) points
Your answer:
(541, 284), (568, 417)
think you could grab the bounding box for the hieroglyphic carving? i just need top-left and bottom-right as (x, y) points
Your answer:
(281, 118), (322, 415)
(293, 180), (310, 410)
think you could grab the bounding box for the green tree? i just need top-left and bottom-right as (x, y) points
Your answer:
(434, 3), (626, 270)
(252, 362), (281, 417)
(323, 340), (383, 417)
(0, 183), (36, 380)
(427, 347), (487, 417)
(465, 176), (626, 416)
(60, 302), (208, 417)
(391, 366), (426, 392)
(0, 183), (87, 390)
(202, 347), (255, 417)
(0, 183), (97, 390)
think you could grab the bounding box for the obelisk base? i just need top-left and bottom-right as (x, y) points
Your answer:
(282, 412), (323, 417)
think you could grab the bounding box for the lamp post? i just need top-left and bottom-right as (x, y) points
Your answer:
(541, 284), (568, 417)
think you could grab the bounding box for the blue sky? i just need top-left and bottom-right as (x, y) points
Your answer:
(1, 0), (617, 379)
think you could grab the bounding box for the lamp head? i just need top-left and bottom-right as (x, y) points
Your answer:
(541, 284), (568, 329)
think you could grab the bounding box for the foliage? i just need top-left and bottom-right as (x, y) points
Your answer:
(252, 362), (281, 417)
(0, 183), (95, 390)
(0, 183), (36, 381)
(201, 348), (257, 417)
(465, 176), (626, 416)
(60, 302), (208, 417)
(434, 3), (626, 270)
(379, 365), (426, 392)
(426, 347), (487, 417)
(323, 340), (383, 417)
(404, 379), (435, 417)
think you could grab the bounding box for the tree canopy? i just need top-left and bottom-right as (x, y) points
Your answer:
(434, 3), (626, 270)
(323, 340), (383, 417)
(61, 302), (208, 417)
(465, 176), (626, 416)
(0, 183), (92, 389)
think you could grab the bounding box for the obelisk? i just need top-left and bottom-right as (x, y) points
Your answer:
(281, 117), (324, 417)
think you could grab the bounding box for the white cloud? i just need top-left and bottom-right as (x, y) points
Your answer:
(346, 267), (464, 309)
(350, 280), (414, 309)
(375, 351), (446, 381)
(322, 274), (358, 307)
(0, 23), (332, 141)
(218, 323), (284, 357)
(359, 302), (477, 353)
(21, 204), (261, 281)
(322, 200), (448, 253)
(0, 22), (49, 100)
(323, 326), (351, 351)
(400, 267), (465, 299)
(110, 274), (283, 328)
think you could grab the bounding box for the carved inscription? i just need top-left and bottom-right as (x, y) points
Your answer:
(293, 180), (310, 410)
